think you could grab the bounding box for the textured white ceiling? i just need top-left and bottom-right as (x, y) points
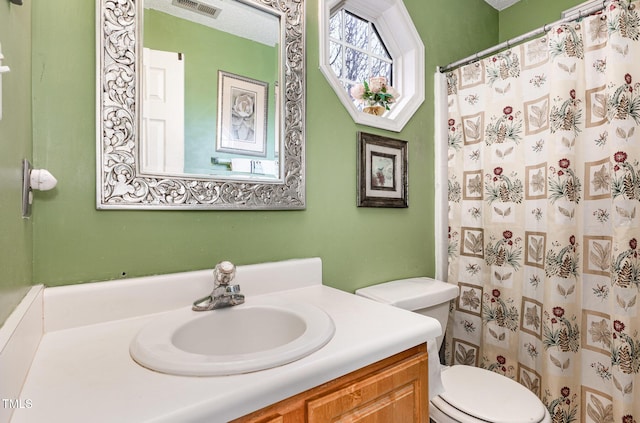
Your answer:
(484, 0), (522, 11)
(144, 0), (279, 47)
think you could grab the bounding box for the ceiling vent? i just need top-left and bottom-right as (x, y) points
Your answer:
(172, 0), (221, 19)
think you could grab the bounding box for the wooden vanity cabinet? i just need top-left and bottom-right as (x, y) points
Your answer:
(232, 344), (429, 423)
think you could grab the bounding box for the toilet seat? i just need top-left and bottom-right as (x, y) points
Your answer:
(430, 365), (549, 423)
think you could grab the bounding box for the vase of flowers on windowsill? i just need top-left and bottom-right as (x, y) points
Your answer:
(349, 76), (400, 116)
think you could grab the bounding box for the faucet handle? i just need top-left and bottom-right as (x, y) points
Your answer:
(214, 260), (236, 285)
(218, 261), (235, 274)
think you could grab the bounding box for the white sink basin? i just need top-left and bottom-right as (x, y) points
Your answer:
(130, 298), (335, 376)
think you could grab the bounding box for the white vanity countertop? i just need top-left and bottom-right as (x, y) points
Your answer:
(11, 284), (440, 423)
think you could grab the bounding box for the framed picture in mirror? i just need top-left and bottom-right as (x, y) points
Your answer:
(357, 132), (408, 208)
(216, 71), (268, 157)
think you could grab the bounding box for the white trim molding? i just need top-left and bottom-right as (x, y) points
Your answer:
(0, 286), (43, 423)
(434, 72), (449, 282)
(318, 0), (424, 132)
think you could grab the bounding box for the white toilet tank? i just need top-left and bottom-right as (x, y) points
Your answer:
(355, 277), (459, 351)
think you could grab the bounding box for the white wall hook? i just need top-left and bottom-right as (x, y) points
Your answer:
(30, 168), (58, 191)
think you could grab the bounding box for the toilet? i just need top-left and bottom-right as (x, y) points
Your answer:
(356, 277), (551, 423)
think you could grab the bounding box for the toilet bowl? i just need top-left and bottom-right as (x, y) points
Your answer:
(431, 365), (550, 423)
(356, 277), (551, 423)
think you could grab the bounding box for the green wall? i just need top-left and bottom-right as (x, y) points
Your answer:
(0, 1), (32, 325)
(28, 0), (497, 293)
(1, 0), (595, 326)
(499, 0), (585, 41)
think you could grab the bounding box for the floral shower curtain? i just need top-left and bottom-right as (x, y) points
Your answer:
(445, 1), (640, 422)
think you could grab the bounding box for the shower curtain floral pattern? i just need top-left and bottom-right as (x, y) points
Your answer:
(445, 1), (640, 422)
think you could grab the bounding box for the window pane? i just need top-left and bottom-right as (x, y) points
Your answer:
(344, 12), (368, 50)
(327, 7), (395, 107)
(370, 30), (390, 59)
(345, 47), (368, 82)
(329, 42), (343, 78)
(370, 59), (391, 81)
(329, 10), (342, 40)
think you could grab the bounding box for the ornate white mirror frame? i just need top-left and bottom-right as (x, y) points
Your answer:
(318, 0), (424, 132)
(96, 0), (305, 210)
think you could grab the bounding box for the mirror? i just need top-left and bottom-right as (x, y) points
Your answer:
(97, 0), (305, 209)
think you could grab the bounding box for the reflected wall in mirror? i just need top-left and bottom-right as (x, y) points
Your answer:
(142, 0), (279, 178)
(97, 0), (305, 209)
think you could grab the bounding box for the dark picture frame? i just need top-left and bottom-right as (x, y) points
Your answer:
(357, 132), (408, 208)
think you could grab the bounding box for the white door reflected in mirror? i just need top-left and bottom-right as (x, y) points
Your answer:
(142, 48), (185, 175)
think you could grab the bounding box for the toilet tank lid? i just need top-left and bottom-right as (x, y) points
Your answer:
(355, 277), (459, 311)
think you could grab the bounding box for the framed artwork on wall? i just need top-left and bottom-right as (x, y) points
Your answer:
(357, 132), (408, 208)
(216, 71), (268, 157)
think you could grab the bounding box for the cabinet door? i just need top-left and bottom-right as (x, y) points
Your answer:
(306, 351), (429, 423)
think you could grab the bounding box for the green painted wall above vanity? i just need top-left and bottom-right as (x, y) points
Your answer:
(28, 0), (498, 294)
(2, 0), (593, 327)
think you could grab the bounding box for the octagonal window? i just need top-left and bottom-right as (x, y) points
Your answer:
(319, 0), (424, 132)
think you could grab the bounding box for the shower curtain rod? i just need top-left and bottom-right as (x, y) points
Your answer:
(438, 1), (607, 73)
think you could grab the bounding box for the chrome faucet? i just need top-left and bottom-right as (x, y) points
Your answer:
(192, 261), (245, 311)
